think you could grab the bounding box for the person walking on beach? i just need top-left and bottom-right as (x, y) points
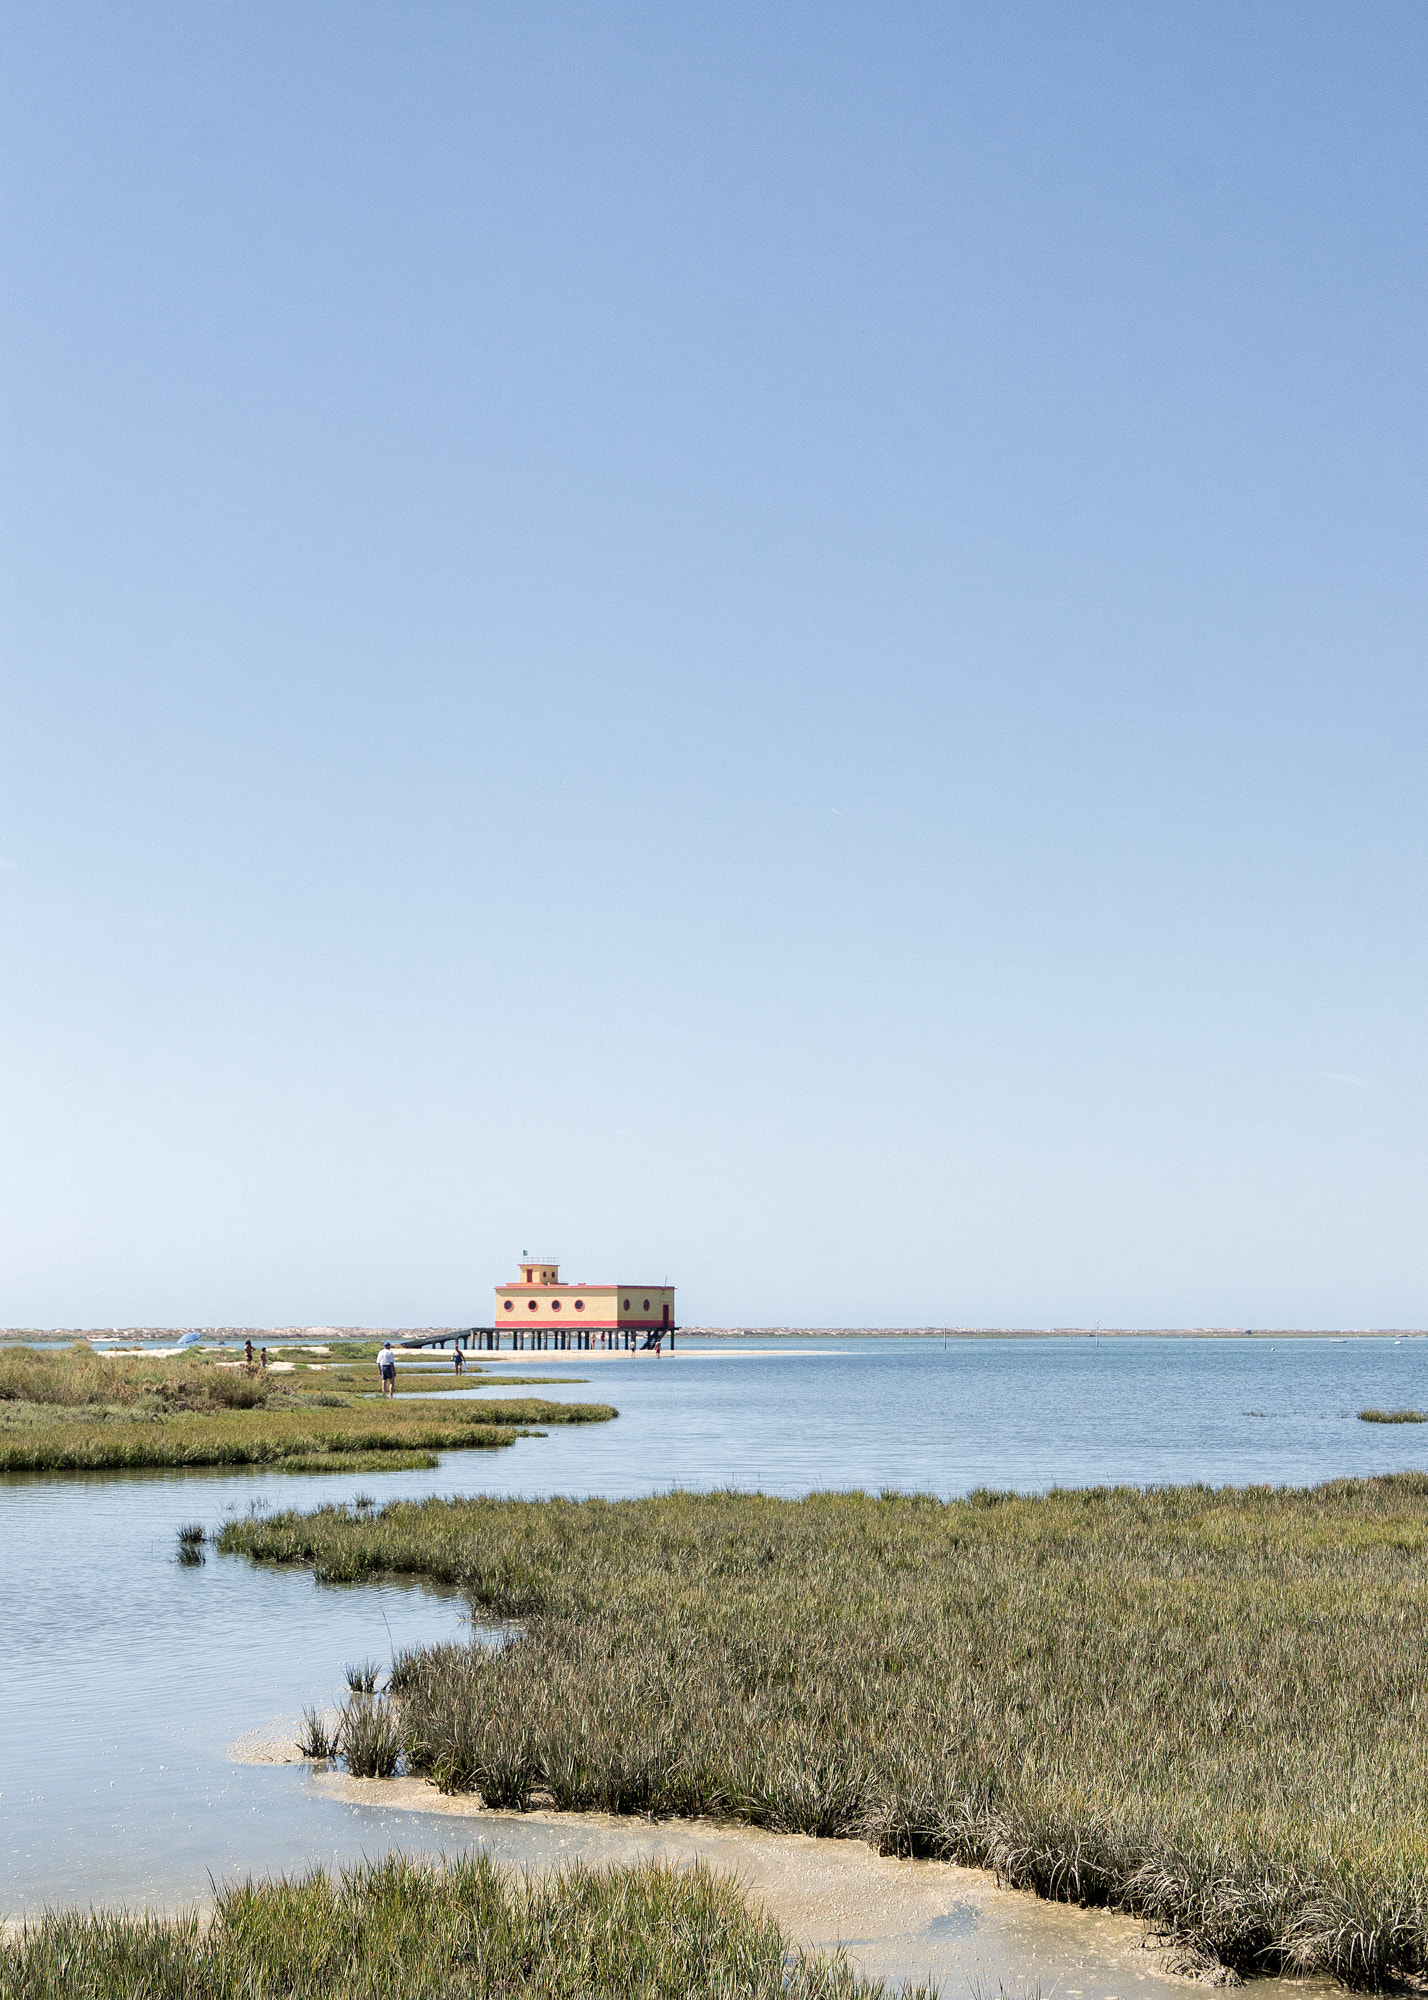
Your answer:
(244, 1338), (254, 1369)
(259, 1346), (268, 1372)
(453, 1345), (464, 1376)
(377, 1341), (397, 1398)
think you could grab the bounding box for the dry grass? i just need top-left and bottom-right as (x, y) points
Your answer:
(0, 1344), (264, 1410)
(0, 1851), (924, 1998)
(222, 1477), (1428, 1985)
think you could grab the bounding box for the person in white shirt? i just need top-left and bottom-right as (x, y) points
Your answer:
(377, 1342), (397, 1398)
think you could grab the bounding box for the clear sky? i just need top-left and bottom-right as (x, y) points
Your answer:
(2, 4), (1425, 1329)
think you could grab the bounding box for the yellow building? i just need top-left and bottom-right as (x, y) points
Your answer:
(494, 1258), (675, 1338)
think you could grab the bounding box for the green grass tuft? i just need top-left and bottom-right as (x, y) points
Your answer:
(0, 1852), (924, 1998)
(340, 1695), (403, 1777)
(1359, 1407), (1427, 1424)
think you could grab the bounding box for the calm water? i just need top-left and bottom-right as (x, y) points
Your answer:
(4, 1335), (1426, 1965)
(430, 1332), (1428, 1495)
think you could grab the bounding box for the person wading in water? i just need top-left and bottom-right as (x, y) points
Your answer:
(377, 1341), (397, 1398)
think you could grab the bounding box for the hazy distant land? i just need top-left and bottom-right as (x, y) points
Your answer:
(3, 1323), (1423, 1344)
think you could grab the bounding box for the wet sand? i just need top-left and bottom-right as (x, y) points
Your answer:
(228, 1723), (1334, 2000)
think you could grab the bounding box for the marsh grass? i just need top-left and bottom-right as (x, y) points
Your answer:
(0, 1347), (614, 1473)
(1359, 1408), (1426, 1424)
(345, 1658), (382, 1694)
(273, 1448), (442, 1474)
(0, 1345), (227, 1409)
(0, 1411), (529, 1472)
(0, 1852), (923, 1999)
(223, 1478), (1428, 1985)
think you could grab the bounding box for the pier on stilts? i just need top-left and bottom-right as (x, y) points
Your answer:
(398, 1323), (676, 1353)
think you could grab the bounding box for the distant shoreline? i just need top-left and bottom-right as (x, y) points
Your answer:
(684, 1325), (1428, 1339)
(3, 1323), (1424, 1344)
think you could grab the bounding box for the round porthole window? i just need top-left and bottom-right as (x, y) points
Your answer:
(574, 1298), (585, 1311)
(551, 1299), (561, 1312)
(528, 1300), (538, 1311)
(503, 1300), (514, 1312)
(622, 1298), (630, 1310)
(642, 1299), (650, 1310)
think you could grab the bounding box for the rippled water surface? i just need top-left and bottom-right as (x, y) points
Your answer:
(5, 1334), (1426, 1976)
(433, 1331), (1428, 1496)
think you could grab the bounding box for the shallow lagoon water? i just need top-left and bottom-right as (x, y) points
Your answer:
(5, 1334), (1426, 1987)
(1, 1466), (475, 1912)
(428, 1331), (1428, 1495)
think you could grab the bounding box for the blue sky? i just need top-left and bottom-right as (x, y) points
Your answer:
(2, 3), (1425, 1328)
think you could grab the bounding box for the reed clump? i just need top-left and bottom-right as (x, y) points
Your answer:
(0, 1851), (921, 1999)
(1359, 1408), (1426, 1424)
(222, 1478), (1428, 1986)
(297, 1705), (340, 1759)
(174, 1522), (206, 1566)
(339, 1695), (403, 1777)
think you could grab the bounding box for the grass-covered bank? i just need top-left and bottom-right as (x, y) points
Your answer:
(0, 1852), (922, 1999)
(221, 1478), (1428, 1986)
(0, 1346), (614, 1473)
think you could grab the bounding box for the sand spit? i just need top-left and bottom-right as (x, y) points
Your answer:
(230, 1713), (342, 1764)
